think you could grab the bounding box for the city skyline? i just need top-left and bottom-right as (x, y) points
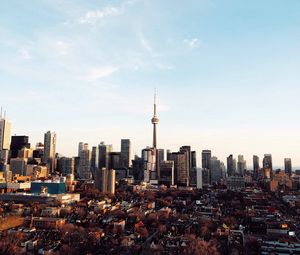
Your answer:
(1, 0), (300, 166)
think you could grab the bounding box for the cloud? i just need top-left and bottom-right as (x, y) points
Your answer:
(184, 38), (202, 49)
(55, 41), (70, 55)
(78, 7), (122, 24)
(19, 49), (32, 59)
(81, 66), (118, 82)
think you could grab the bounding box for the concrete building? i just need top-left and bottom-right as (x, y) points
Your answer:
(196, 168), (203, 189)
(227, 154), (236, 176)
(91, 146), (99, 172)
(226, 176), (245, 190)
(10, 136), (30, 159)
(10, 158), (28, 176)
(43, 131), (56, 173)
(253, 155), (260, 180)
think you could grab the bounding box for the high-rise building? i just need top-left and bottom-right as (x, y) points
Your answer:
(253, 155), (260, 180)
(210, 156), (223, 184)
(142, 147), (156, 182)
(108, 152), (121, 170)
(159, 160), (174, 187)
(237, 155), (246, 176)
(284, 158), (292, 175)
(263, 154), (273, 171)
(78, 142), (84, 157)
(94, 168), (115, 194)
(91, 146), (99, 172)
(191, 151), (197, 168)
(120, 139), (131, 168)
(0, 115), (11, 151)
(170, 151), (189, 186)
(227, 154), (236, 176)
(10, 136), (30, 159)
(98, 142), (113, 169)
(59, 157), (74, 177)
(43, 131), (56, 173)
(202, 150), (211, 170)
(78, 143), (91, 179)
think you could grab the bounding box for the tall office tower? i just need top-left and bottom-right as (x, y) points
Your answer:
(159, 161), (174, 187)
(108, 152), (121, 170)
(91, 146), (99, 172)
(210, 156), (222, 184)
(142, 147), (156, 182)
(191, 151), (197, 168)
(78, 142), (84, 157)
(263, 154), (273, 171)
(60, 157), (74, 176)
(157, 149), (165, 164)
(284, 158), (292, 175)
(0, 113), (11, 152)
(120, 139), (131, 168)
(227, 154), (236, 176)
(10, 136), (30, 159)
(98, 142), (113, 169)
(78, 144), (91, 179)
(94, 168), (115, 194)
(253, 155), (260, 179)
(170, 151), (189, 187)
(180, 146), (192, 171)
(202, 150), (211, 170)
(237, 155), (247, 176)
(132, 156), (144, 182)
(43, 131), (56, 173)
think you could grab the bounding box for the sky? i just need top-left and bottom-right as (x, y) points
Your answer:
(1, 0), (300, 168)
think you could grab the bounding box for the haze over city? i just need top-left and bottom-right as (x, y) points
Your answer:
(1, 0), (300, 167)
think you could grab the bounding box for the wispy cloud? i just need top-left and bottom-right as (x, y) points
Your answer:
(78, 7), (122, 24)
(184, 38), (202, 49)
(19, 49), (32, 59)
(81, 66), (118, 82)
(55, 41), (70, 55)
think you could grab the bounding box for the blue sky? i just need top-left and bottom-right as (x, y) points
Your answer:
(1, 0), (300, 168)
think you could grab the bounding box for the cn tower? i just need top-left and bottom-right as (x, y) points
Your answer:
(151, 90), (159, 149)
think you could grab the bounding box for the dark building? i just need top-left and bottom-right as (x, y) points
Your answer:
(284, 158), (292, 175)
(263, 154), (273, 171)
(227, 154), (235, 176)
(132, 156), (144, 182)
(170, 151), (189, 186)
(191, 151), (197, 168)
(159, 161), (174, 187)
(253, 155), (260, 179)
(120, 139), (131, 168)
(202, 150), (211, 170)
(10, 135), (30, 159)
(108, 152), (121, 170)
(98, 143), (113, 169)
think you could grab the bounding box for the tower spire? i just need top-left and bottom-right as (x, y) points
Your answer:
(151, 89), (159, 149)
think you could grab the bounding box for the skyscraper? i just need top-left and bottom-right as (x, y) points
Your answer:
(10, 136), (30, 159)
(43, 131), (56, 173)
(98, 142), (113, 169)
(227, 154), (236, 176)
(91, 146), (99, 172)
(59, 157), (74, 176)
(263, 154), (273, 170)
(253, 155), (260, 179)
(202, 150), (211, 170)
(0, 114), (11, 151)
(170, 151), (189, 186)
(237, 155), (246, 176)
(120, 139), (131, 168)
(210, 156), (223, 184)
(78, 143), (91, 179)
(284, 158), (292, 175)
